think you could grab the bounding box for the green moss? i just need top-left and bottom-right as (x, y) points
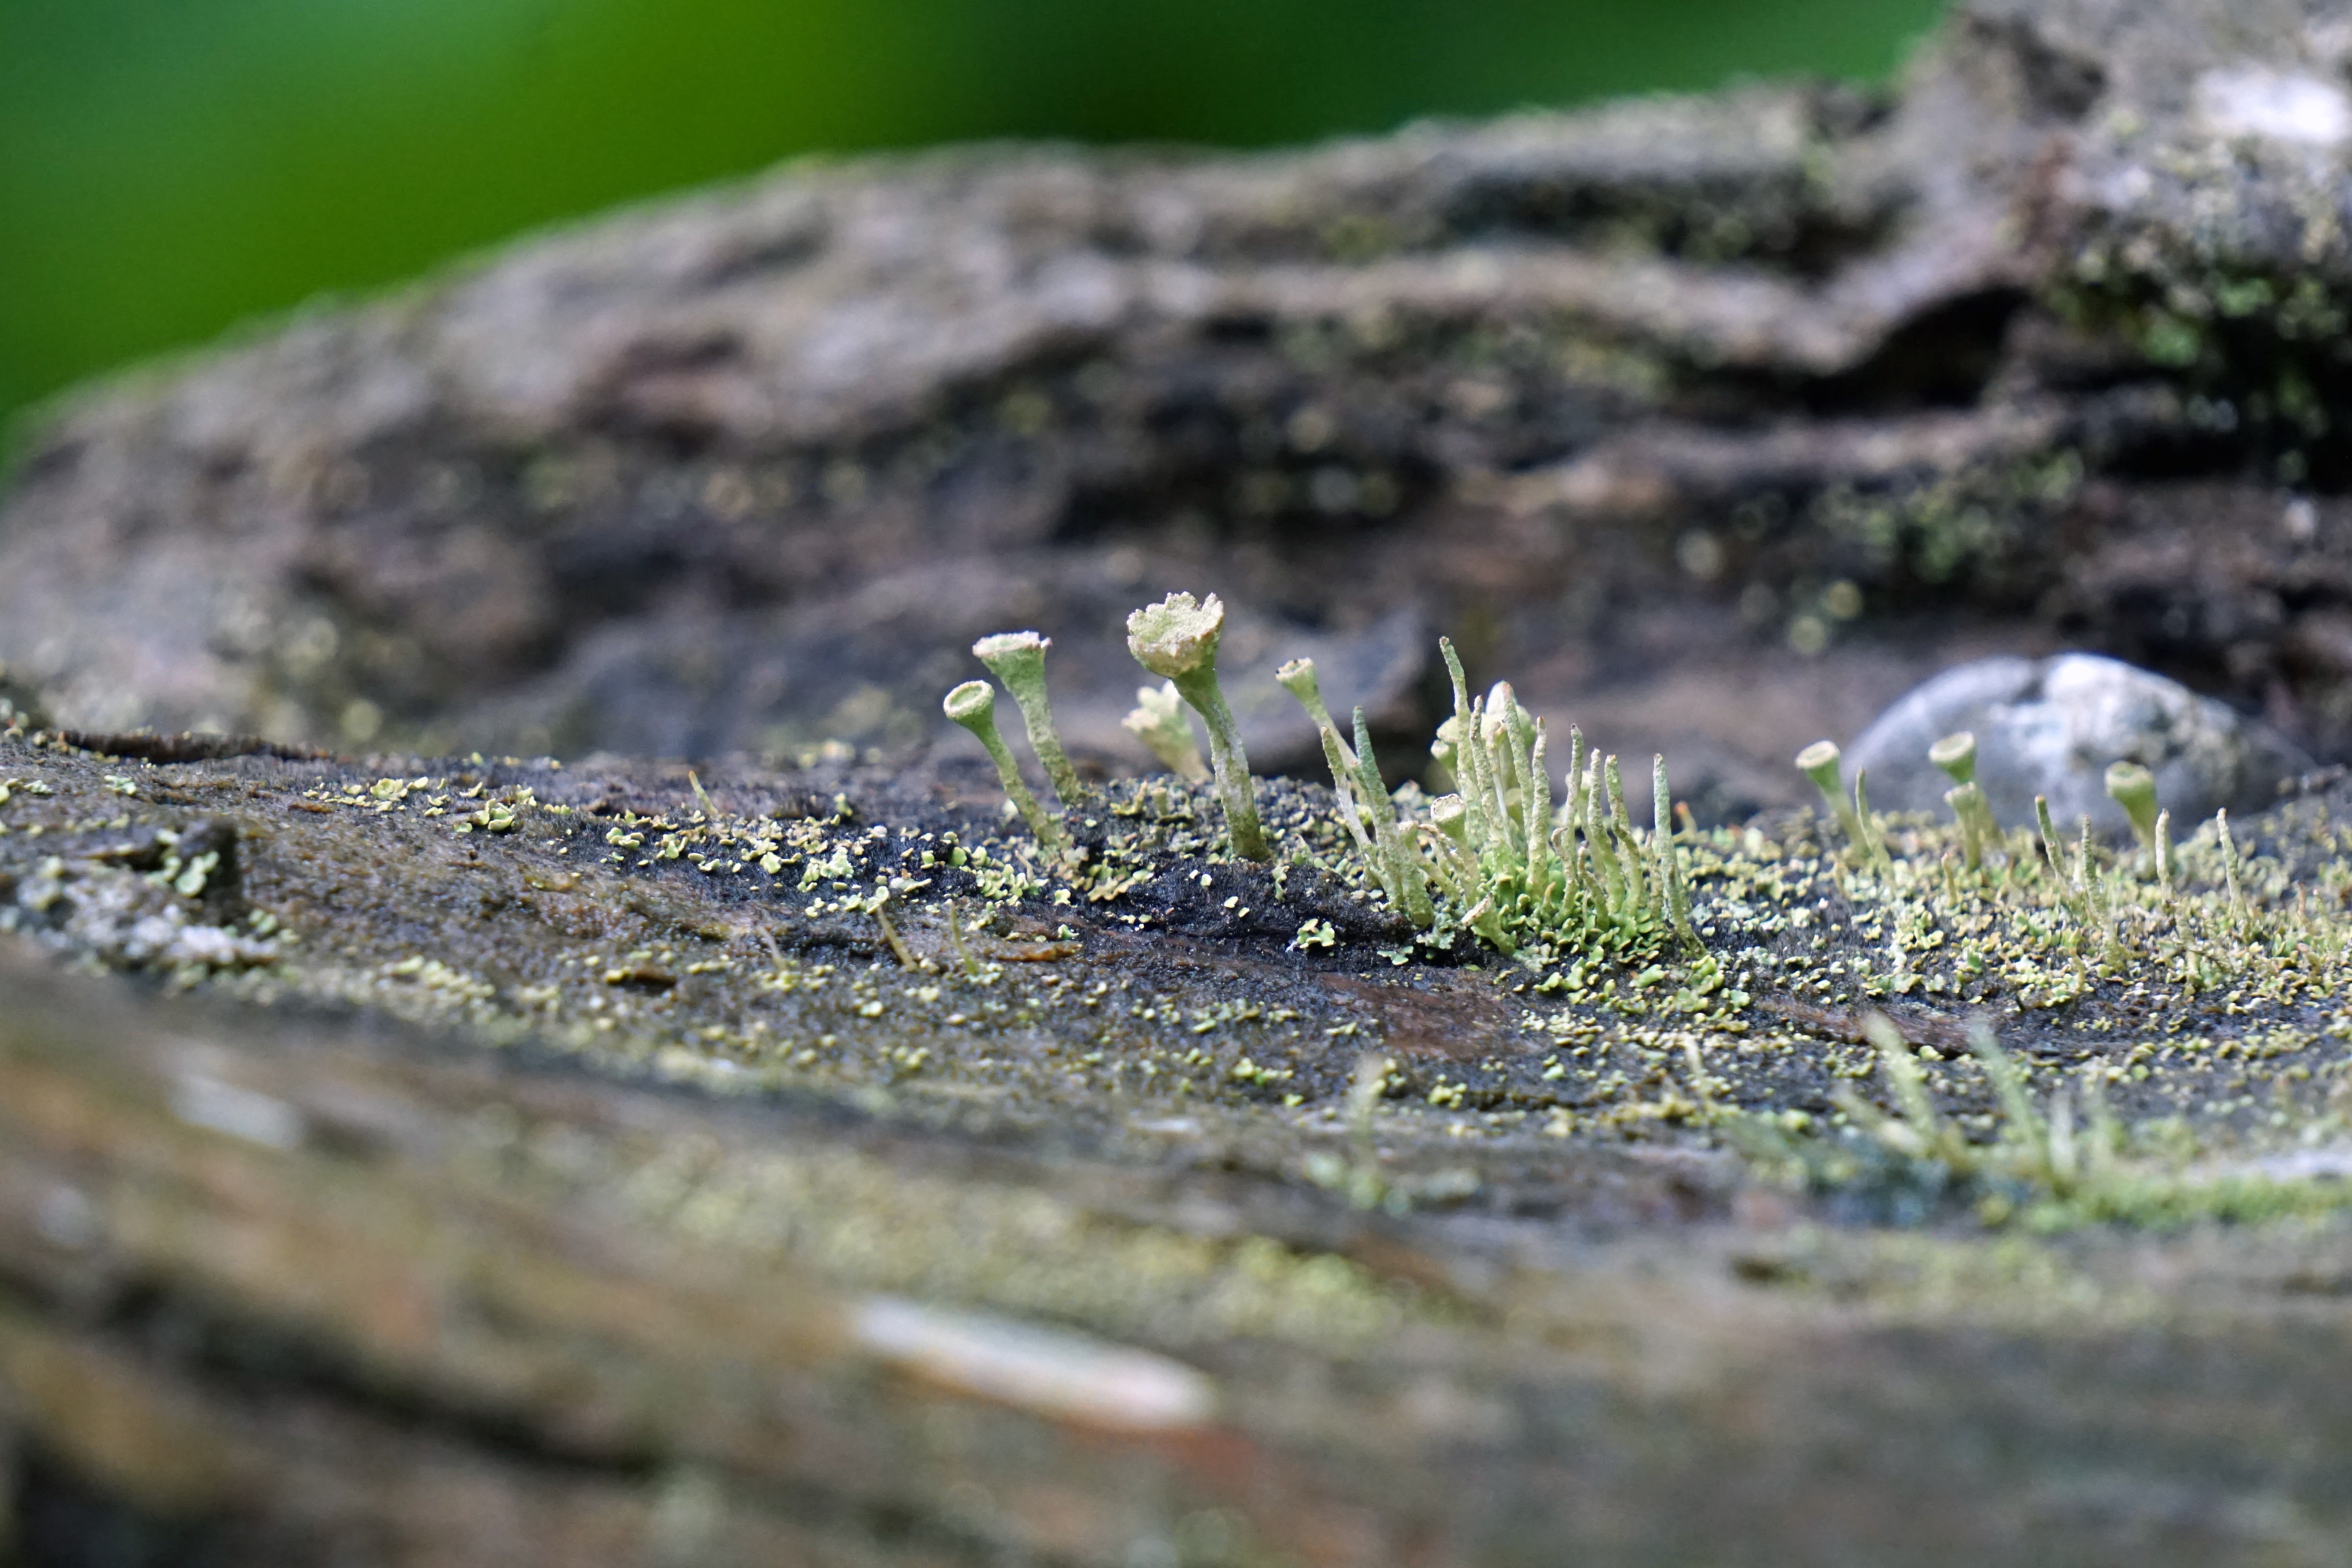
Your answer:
(2049, 240), (2352, 475)
(1807, 449), (2083, 597)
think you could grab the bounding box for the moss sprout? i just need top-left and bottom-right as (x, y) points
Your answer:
(972, 632), (1083, 806)
(943, 681), (1069, 856)
(1125, 593), (1270, 861)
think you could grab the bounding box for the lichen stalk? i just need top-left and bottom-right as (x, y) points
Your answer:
(1946, 784), (1986, 869)
(1439, 639), (1496, 854)
(1276, 658), (1369, 845)
(943, 681), (1069, 856)
(1125, 593), (1269, 861)
(1653, 754), (1699, 950)
(1349, 709), (1433, 928)
(973, 632), (1084, 806)
(2218, 808), (2245, 915)
(1796, 740), (1883, 868)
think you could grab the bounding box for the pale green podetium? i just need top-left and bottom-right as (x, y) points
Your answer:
(972, 632), (1083, 805)
(1930, 731), (2003, 868)
(1651, 753), (1697, 947)
(2217, 807), (2246, 913)
(1121, 681), (1209, 781)
(2033, 793), (2068, 878)
(1275, 658), (1353, 797)
(2104, 760), (2166, 868)
(942, 681), (1069, 855)
(1125, 592), (1270, 861)
(1347, 704), (1436, 927)
(1796, 739), (1887, 869)
(1276, 658), (1379, 863)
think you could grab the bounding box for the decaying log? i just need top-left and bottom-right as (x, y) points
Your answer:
(9, 1), (2352, 1561)
(0, 698), (2344, 1563)
(12, 901), (2352, 1567)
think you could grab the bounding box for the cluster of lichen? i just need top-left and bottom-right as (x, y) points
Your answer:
(330, 756), (2352, 1170)
(1708, 719), (2352, 1223)
(1281, 640), (1696, 962)
(942, 591), (1699, 969)
(911, 596), (2352, 1225)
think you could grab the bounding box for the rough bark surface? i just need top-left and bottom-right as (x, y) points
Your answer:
(12, 0), (2352, 809)
(9, 0), (2352, 1561)
(2, 728), (2352, 1568)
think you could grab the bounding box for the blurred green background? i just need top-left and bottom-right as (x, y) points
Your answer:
(0, 0), (1947, 432)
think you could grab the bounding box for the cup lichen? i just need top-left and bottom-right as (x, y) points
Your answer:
(943, 681), (1069, 856)
(1125, 593), (1270, 861)
(1930, 731), (2004, 869)
(1121, 681), (1209, 781)
(972, 632), (1084, 806)
(2105, 760), (2165, 866)
(1796, 739), (1888, 869)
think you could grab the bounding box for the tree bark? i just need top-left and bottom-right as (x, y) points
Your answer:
(9, 2), (2352, 1561)
(10, 0), (2352, 804)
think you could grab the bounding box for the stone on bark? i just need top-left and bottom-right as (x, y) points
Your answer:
(1844, 652), (2312, 834)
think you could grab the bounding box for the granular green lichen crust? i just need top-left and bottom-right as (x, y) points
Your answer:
(8, 715), (2352, 1231)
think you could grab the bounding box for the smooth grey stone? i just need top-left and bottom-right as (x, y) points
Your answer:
(1842, 653), (2311, 837)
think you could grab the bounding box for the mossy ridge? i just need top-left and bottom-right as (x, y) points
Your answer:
(2052, 231), (2352, 486)
(7, 722), (2352, 1231)
(1803, 448), (2085, 604)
